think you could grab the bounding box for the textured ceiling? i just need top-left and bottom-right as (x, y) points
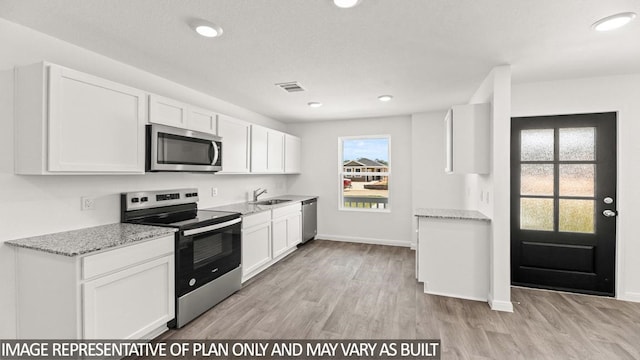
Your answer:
(1, 0), (639, 122)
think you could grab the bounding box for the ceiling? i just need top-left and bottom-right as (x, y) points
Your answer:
(1, 0), (639, 123)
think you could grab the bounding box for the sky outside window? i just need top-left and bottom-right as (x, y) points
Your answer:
(343, 138), (389, 161)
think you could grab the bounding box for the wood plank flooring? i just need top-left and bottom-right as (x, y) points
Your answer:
(161, 240), (640, 359)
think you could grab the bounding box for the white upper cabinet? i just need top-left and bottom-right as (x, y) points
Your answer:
(149, 95), (217, 134)
(251, 125), (285, 173)
(15, 62), (146, 174)
(188, 106), (217, 134)
(217, 114), (251, 173)
(251, 125), (269, 173)
(445, 103), (490, 175)
(267, 130), (285, 173)
(148, 94), (188, 128)
(284, 134), (301, 174)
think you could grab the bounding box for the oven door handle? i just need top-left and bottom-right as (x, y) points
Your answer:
(183, 218), (241, 236)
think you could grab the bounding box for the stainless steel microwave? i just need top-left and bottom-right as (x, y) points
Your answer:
(146, 124), (222, 172)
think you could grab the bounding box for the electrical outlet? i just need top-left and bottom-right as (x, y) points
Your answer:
(211, 188), (218, 197)
(81, 196), (96, 211)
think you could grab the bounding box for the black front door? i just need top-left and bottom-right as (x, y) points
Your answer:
(511, 112), (617, 296)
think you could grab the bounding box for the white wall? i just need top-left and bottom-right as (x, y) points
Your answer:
(512, 73), (640, 302)
(0, 18), (290, 339)
(464, 66), (513, 312)
(410, 111), (466, 247)
(287, 116), (413, 246)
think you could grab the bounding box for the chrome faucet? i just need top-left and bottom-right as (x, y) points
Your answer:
(252, 188), (267, 202)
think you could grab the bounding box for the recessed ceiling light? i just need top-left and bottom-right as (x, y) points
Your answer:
(378, 95), (393, 102)
(308, 102), (323, 108)
(193, 21), (223, 38)
(592, 12), (636, 31)
(333, 0), (361, 9)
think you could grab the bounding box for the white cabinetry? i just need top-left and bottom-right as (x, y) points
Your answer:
(241, 202), (302, 282)
(15, 62), (146, 174)
(148, 94), (188, 128)
(284, 134), (302, 174)
(189, 106), (217, 134)
(218, 114), (251, 173)
(15, 235), (174, 339)
(149, 95), (217, 134)
(417, 217), (489, 302)
(241, 211), (272, 281)
(445, 103), (490, 174)
(251, 125), (285, 173)
(272, 203), (302, 259)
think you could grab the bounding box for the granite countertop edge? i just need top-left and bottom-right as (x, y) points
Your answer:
(206, 195), (318, 215)
(414, 208), (491, 222)
(5, 223), (177, 257)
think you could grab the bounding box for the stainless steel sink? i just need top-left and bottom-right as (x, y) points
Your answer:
(250, 199), (292, 206)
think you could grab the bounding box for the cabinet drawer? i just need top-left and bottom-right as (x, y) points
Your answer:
(242, 211), (271, 229)
(82, 235), (174, 280)
(272, 202), (301, 219)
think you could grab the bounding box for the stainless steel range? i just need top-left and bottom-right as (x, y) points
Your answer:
(121, 188), (241, 328)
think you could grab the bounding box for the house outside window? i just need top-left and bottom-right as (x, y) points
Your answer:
(339, 136), (390, 211)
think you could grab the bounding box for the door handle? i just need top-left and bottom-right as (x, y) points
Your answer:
(603, 209), (617, 217)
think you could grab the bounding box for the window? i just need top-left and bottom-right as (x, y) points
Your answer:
(339, 136), (390, 211)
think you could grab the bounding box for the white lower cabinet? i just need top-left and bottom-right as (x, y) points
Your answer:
(241, 202), (302, 282)
(417, 217), (489, 302)
(272, 203), (302, 259)
(15, 235), (174, 339)
(241, 211), (272, 281)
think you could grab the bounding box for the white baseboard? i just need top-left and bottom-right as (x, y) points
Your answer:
(488, 293), (514, 312)
(317, 234), (411, 248)
(619, 292), (640, 303)
(422, 285), (488, 303)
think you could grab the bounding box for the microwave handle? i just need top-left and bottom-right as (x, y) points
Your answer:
(210, 141), (219, 166)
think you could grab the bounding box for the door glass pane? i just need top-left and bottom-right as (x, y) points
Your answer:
(559, 164), (595, 197)
(559, 199), (595, 233)
(520, 198), (554, 231)
(559, 127), (595, 161)
(521, 129), (554, 161)
(521, 164), (554, 196)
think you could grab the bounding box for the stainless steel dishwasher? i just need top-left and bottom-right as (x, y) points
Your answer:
(301, 198), (317, 244)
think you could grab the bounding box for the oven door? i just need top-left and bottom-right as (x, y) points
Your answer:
(147, 124), (222, 172)
(177, 218), (241, 297)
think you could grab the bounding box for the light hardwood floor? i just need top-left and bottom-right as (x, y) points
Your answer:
(161, 240), (640, 359)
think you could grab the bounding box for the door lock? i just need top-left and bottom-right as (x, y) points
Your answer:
(602, 209), (617, 217)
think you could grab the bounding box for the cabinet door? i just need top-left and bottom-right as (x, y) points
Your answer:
(272, 217), (288, 258)
(251, 125), (269, 173)
(284, 134), (301, 173)
(267, 130), (285, 173)
(148, 94), (188, 128)
(48, 66), (146, 173)
(189, 106), (217, 134)
(287, 213), (302, 247)
(217, 115), (251, 173)
(242, 222), (272, 278)
(82, 256), (174, 339)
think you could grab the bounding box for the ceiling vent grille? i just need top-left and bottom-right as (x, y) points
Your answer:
(275, 81), (305, 93)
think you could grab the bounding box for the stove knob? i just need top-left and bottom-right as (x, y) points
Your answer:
(131, 197), (139, 203)
(189, 278), (196, 287)
(140, 197), (148, 202)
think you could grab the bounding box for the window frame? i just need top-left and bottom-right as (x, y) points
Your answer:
(338, 135), (391, 213)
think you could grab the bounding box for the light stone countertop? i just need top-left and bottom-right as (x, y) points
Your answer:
(206, 195), (318, 215)
(5, 223), (177, 257)
(414, 208), (491, 221)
